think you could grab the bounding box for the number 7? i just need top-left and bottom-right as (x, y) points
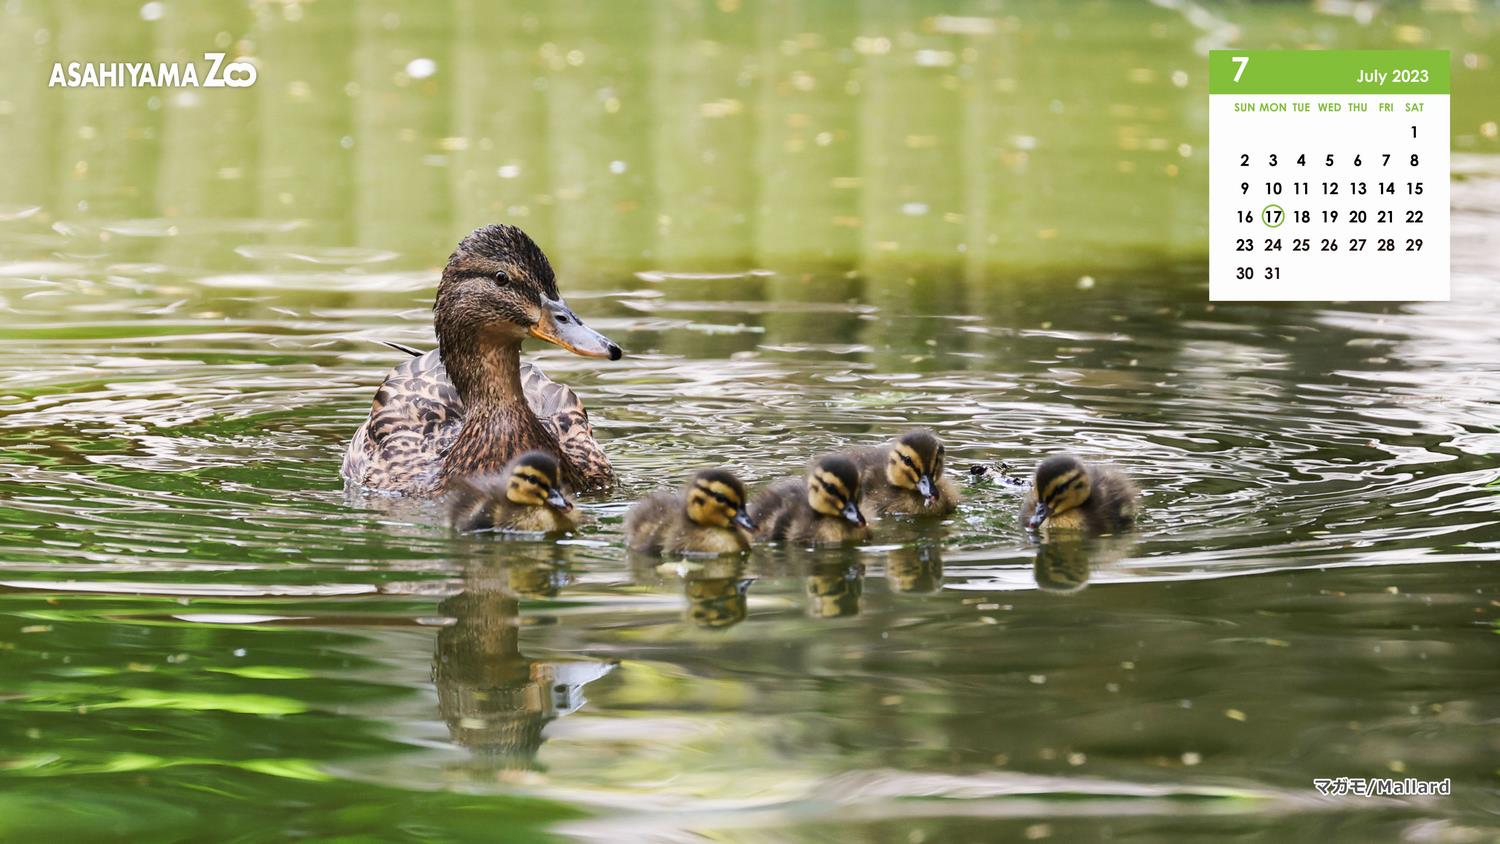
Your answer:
(1232, 55), (1249, 82)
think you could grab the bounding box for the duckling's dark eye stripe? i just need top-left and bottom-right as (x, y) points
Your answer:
(1041, 470), (1081, 499)
(814, 473), (848, 497)
(1047, 477), (1087, 503)
(708, 482), (742, 503)
(897, 453), (919, 471)
(693, 483), (737, 508)
(514, 470), (549, 487)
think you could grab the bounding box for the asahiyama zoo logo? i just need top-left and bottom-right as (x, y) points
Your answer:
(49, 52), (256, 88)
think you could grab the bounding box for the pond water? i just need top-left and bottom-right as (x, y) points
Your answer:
(2, 1), (1499, 841)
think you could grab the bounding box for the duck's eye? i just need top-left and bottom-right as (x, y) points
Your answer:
(493, 271), (510, 286)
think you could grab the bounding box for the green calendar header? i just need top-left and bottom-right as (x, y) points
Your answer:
(1209, 50), (1450, 95)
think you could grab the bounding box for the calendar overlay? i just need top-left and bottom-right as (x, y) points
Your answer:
(1209, 50), (1450, 301)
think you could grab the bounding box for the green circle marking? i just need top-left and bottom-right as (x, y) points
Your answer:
(1261, 203), (1285, 228)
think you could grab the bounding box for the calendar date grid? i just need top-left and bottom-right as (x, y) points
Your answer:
(1229, 146), (1429, 273)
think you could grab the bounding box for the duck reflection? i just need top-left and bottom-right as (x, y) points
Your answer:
(433, 547), (614, 768)
(1032, 536), (1137, 593)
(886, 543), (944, 594)
(806, 557), (865, 619)
(1032, 541), (1093, 593)
(683, 559), (753, 630)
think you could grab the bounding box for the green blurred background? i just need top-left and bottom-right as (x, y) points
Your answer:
(2, 0), (1496, 275)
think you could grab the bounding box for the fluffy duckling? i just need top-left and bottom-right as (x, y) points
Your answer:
(625, 469), (755, 555)
(749, 455), (870, 545)
(1019, 454), (1138, 536)
(448, 451), (580, 534)
(851, 429), (960, 518)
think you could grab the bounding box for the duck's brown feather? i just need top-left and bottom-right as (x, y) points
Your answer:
(341, 350), (612, 495)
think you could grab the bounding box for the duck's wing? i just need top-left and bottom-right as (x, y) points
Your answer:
(342, 349), (463, 495)
(520, 361), (614, 490)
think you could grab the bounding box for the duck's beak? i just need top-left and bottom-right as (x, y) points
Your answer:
(733, 508), (755, 532)
(917, 474), (936, 506)
(546, 488), (574, 512)
(1027, 502), (1050, 530)
(530, 296), (623, 360)
(842, 500), (866, 527)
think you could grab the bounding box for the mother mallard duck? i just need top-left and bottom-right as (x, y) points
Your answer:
(342, 224), (622, 496)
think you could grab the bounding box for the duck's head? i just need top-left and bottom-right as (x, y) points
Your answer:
(1027, 454), (1092, 529)
(435, 224), (622, 362)
(885, 429), (946, 505)
(685, 469), (755, 532)
(503, 451), (574, 513)
(806, 455), (865, 526)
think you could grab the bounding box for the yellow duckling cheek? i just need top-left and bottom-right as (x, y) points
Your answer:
(887, 454), (922, 490)
(505, 481), (532, 506)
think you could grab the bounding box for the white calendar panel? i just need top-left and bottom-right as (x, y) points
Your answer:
(1209, 51), (1450, 301)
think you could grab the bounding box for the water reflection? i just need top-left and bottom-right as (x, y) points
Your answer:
(682, 558), (753, 629)
(1032, 535), (1139, 594)
(1032, 541), (1092, 594)
(433, 545), (614, 769)
(806, 554), (865, 619)
(886, 543), (943, 594)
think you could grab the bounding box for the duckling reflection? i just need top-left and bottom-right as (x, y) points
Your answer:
(1031, 535), (1137, 594)
(886, 543), (944, 594)
(682, 559), (753, 630)
(806, 559), (865, 619)
(433, 551), (614, 769)
(1033, 541), (1093, 594)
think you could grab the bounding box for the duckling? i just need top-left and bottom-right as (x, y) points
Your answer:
(850, 429), (960, 518)
(624, 469), (755, 555)
(343, 224), (623, 497)
(1019, 454), (1138, 536)
(448, 451), (580, 534)
(749, 455), (870, 545)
